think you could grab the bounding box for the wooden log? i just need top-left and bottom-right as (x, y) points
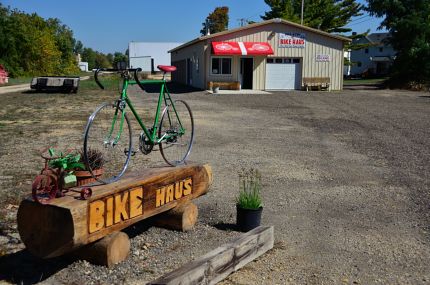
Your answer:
(17, 163), (212, 259)
(154, 202), (198, 231)
(73, 232), (130, 268)
(149, 226), (274, 285)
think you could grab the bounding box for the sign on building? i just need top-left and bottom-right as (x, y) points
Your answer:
(279, 33), (306, 48)
(316, 54), (331, 62)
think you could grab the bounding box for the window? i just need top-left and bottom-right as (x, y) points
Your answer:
(267, 58), (274, 63)
(379, 47), (383, 52)
(284, 59), (291, 63)
(293, 58), (300, 63)
(211, 57), (231, 75)
(196, 58), (199, 73)
(275, 58), (283, 63)
(365, 48), (369, 54)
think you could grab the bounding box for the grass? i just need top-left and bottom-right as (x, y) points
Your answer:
(3, 77), (33, 86)
(237, 168), (262, 209)
(344, 77), (387, 85)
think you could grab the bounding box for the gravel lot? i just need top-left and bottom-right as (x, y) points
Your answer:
(0, 85), (429, 284)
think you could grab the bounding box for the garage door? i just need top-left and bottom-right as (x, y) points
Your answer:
(265, 58), (301, 90)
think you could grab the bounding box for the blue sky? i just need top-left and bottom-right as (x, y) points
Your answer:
(3, 0), (384, 54)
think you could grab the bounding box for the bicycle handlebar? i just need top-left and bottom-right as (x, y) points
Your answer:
(133, 68), (146, 91)
(94, 68), (143, 90)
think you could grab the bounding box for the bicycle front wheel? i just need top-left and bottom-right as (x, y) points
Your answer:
(158, 100), (194, 166)
(84, 102), (132, 184)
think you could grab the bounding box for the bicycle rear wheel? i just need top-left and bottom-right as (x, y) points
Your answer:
(83, 102), (132, 184)
(158, 100), (194, 166)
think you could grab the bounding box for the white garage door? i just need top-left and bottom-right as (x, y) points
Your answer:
(265, 58), (301, 90)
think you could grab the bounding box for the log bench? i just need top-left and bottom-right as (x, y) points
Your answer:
(17, 163), (212, 267)
(303, 77), (330, 91)
(207, 81), (240, 90)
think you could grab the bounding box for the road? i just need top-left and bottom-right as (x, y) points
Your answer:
(0, 76), (90, 94)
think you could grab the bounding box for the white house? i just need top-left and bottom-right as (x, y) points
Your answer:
(350, 33), (396, 76)
(129, 42), (183, 72)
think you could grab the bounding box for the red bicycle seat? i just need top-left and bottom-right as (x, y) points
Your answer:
(157, 65), (177, 73)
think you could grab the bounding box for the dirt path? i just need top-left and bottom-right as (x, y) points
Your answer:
(0, 87), (429, 284)
(0, 83), (30, 94)
(0, 76), (90, 95)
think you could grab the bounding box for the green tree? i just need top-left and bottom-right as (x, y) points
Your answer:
(200, 7), (229, 36)
(74, 40), (84, 55)
(0, 4), (78, 76)
(112, 52), (128, 68)
(106, 53), (114, 65)
(367, 0), (430, 86)
(94, 52), (111, 69)
(262, 0), (363, 33)
(82, 47), (96, 70)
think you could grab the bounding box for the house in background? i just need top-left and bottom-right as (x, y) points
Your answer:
(75, 54), (88, 72)
(350, 33), (396, 77)
(128, 42), (183, 72)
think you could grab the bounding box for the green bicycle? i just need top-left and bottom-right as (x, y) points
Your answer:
(83, 65), (194, 184)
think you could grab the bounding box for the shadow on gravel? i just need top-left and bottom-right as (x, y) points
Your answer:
(0, 249), (73, 284)
(418, 95), (430, 99)
(212, 222), (239, 232)
(122, 218), (154, 238)
(343, 84), (384, 90)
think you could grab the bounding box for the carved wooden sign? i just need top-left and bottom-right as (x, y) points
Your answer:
(88, 177), (193, 234)
(18, 164), (212, 258)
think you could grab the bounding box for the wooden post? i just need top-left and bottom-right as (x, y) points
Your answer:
(18, 163), (212, 259)
(149, 226), (274, 285)
(154, 202), (198, 231)
(73, 232), (130, 268)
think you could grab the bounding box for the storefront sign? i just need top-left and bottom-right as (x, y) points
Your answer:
(316, 54), (331, 62)
(279, 33), (306, 48)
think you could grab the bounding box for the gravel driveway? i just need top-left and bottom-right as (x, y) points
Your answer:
(0, 87), (429, 284)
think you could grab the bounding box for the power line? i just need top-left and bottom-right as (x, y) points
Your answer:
(349, 15), (370, 23)
(348, 18), (374, 26)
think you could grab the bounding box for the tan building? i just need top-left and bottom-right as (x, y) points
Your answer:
(169, 18), (351, 91)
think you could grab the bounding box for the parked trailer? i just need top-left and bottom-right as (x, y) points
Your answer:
(31, 76), (80, 93)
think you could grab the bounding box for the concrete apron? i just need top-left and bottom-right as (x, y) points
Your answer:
(207, 89), (271, 95)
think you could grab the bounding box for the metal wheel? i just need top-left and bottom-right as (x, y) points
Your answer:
(32, 174), (58, 204)
(80, 187), (92, 200)
(83, 102), (132, 184)
(158, 100), (194, 166)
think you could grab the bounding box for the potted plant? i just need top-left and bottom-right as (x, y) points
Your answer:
(212, 83), (220, 93)
(236, 168), (263, 232)
(75, 148), (105, 186)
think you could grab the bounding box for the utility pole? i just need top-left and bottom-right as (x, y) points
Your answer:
(237, 18), (247, 27)
(301, 0), (304, 25)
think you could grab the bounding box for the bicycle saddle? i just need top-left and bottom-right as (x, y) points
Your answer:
(157, 65), (177, 73)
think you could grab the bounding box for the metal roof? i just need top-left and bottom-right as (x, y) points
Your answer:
(169, 18), (351, 53)
(366, 33), (390, 44)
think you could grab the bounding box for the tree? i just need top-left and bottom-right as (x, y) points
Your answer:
(74, 40), (84, 55)
(262, 0), (363, 33)
(112, 52), (128, 68)
(0, 4), (78, 76)
(200, 7), (229, 36)
(367, 0), (430, 86)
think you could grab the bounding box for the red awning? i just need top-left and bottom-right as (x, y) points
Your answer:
(212, 42), (274, 55)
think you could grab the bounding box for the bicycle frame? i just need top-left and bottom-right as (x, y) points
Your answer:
(105, 72), (184, 146)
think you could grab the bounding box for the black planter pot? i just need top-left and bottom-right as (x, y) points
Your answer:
(236, 205), (263, 232)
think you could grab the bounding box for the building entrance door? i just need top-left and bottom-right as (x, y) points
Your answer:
(240, 58), (253, 89)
